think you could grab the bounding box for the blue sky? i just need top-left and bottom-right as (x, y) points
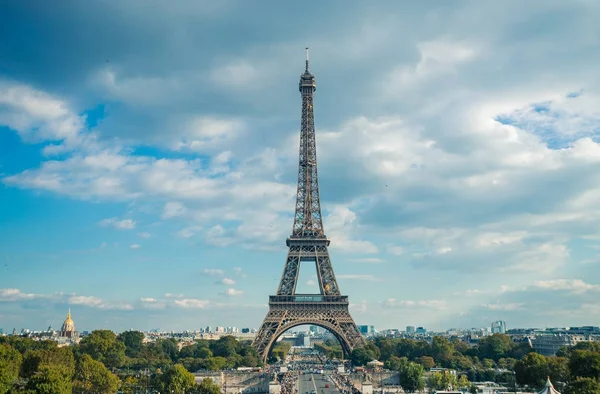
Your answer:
(1, 0), (600, 333)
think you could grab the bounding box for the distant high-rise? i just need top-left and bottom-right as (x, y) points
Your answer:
(358, 325), (375, 335)
(406, 326), (415, 334)
(491, 320), (507, 334)
(415, 327), (426, 334)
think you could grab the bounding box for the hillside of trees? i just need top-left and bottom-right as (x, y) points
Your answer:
(0, 331), (258, 393)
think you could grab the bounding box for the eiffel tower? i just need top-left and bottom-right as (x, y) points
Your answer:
(252, 49), (366, 363)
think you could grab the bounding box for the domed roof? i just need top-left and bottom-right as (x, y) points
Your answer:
(61, 309), (75, 332)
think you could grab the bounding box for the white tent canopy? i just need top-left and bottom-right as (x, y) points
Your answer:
(537, 377), (560, 394)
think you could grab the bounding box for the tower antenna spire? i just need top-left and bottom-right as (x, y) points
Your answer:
(305, 47), (309, 71)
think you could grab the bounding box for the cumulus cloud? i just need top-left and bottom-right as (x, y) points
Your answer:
(173, 298), (210, 308)
(0, 80), (94, 154)
(162, 201), (187, 219)
(222, 288), (244, 296)
(220, 278), (235, 285)
(532, 279), (600, 294)
(201, 268), (224, 276)
(129, 244), (141, 250)
(0, 288), (42, 301)
(177, 226), (203, 238)
(99, 217), (136, 229)
(69, 295), (133, 310)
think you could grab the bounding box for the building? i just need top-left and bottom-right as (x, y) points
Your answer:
(531, 333), (597, 356)
(406, 326), (415, 334)
(491, 321), (507, 334)
(57, 309), (80, 344)
(416, 327), (427, 335)
(358, 325), (375, 335)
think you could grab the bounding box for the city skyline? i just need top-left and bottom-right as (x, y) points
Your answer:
(2, 1), (600, 332)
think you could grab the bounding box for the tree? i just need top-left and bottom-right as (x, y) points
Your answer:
(498, 357), (517, 370)
(375, 338), (398, 361)
(118, 330), (145, 358)
(78, 329), (126, 369)
(514, 352), (548, 388)
(564, 377), (600, 394)
(457, 375), (471, 390)
(416, 355), (435, 369)
(478, 334), (514, 361)
(399, 362), (425, 393)
(385, 355), (408, 371)
(74, 354), (120, 394)
(155, 364), (197, 393)
(569, 350), (600, 380)
(351, 346), (378, 366)
(21, 347), (75, 379)
(120, 375), (140, 394)
(429, 371), (458, 391)
(211, 336), (240, 358)
(0, 343), (22, 394)
(427, 372), (444, 391)
(198, 377), (221, 394)
(206, 356), (227, 371)
(547, 356), (570, 383)
(26, 365), (72, 394)
(432, 337), (456, 367)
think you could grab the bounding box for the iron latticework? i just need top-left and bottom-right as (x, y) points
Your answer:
(252, 49), (366, 363)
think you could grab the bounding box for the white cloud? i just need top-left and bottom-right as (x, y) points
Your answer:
(326, 205), (378, 254)
(162, 201), (187, 219)
(99, 217), (136, 230)
(306, 279), (317, 287)
(222, 288), (244, 296)
(0, 80), (91, 153)
(383, 298), (447, 310)
(172, 116), (244, 152)
(220, 278), (235, 285)
(383, 40), (477, 92)
(68, 295), (133, 310)
(350, 300), (368, 313)
(177, 225), (203, 238)
(482, 303), (525, 311)
(201, 268), (224, 276)
(0, 288), (41, 301)
(138, 232), (151, 238)
(129, 243), (141, 249)
(532, 279), (600, 294)
(174, 298), (210, 308)
(140, 297), (166, 309)
(233, 267), (247, 278)
(387, 246), (404, 256)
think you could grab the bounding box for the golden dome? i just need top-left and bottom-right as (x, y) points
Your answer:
(61, 309), (75, 333)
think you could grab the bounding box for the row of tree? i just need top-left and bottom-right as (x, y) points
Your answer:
(0, 332), (258, 393)
(346, 335), (600, 393)
(350, 335), (530, 371)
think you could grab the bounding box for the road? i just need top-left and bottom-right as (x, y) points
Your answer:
(298, 374), (340, 394)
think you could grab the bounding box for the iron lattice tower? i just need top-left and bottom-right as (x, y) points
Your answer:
(252, 49), (366, 362)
